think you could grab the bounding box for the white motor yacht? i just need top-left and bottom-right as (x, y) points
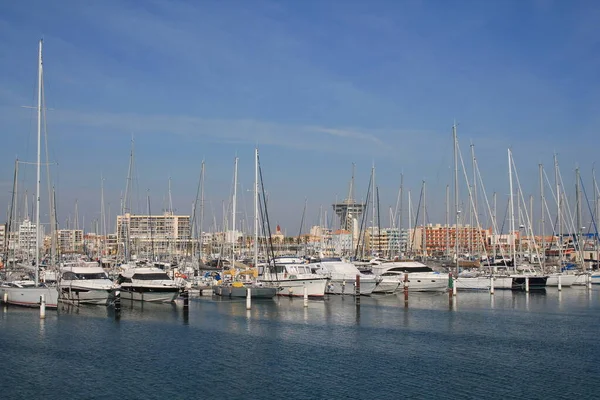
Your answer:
(59, 265), (117, 305)
(116, 267), (183, 303)
(260, 257), (327, 297)
(371, 261), (447, 292)
(308, 258), (378, 295)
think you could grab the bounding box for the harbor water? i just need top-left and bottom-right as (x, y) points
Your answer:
(1, 287), (599, 399)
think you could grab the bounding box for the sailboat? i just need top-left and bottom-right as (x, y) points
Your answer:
(212, 149), (279, 298)
(1, 40), (58, 308)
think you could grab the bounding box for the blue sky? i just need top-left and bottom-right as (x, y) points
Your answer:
(1, 0), (599, 235)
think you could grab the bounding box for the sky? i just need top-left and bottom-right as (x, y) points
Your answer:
(0, 0), (599, 236)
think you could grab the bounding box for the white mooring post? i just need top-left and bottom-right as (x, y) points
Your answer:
(490, 276), (495, 295)
(246, 288), (252, 310)
(557, 275), (562, 291)
(525, 277), (530, 293)
(303, 286), (308, 307)
(40, 295), (46, 319)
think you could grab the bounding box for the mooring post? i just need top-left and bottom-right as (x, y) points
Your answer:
(404, 272), (409, 307)
(39, 295), (46, 319)
(355, 274), (360, 306)
(246, 288), (252, 310)
(303, 286), (308, 307)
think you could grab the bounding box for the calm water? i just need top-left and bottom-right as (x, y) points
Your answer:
(1, 287), (599, 399)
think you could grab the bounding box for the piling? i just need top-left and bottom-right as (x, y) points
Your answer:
(303, 286), (308, 307)
(39, 295), (46, 319)
(588, 273), (592, 290)
(525, 277), (530, 292)
(355, 274), (361, 306)
(3, 292), (7, 304)
(342, 280), (346, 295)
(246, 288), (252, 310)
(114, 291), (121, 319)
(448, 272), (453, 304)
(557, 275), (562, 291)
(183, 290), (189, 309)
(489, 276), (495, 295)
(404, 272), (409, 307)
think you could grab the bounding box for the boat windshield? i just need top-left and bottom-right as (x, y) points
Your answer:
(63, 271), (109, 280)
(387, 266), (433, 273)
(132, 273), (171, 280)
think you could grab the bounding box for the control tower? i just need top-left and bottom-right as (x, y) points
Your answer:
(333, 164), (365, 231)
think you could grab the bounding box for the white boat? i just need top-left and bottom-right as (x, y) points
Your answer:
(261, 259), (327, 297)
(116, 267), (183, 303)
(1, 282), (58, 308)
(454, 271), (513, 290)
(58, 266), (116, 305)
(371, 261), (447, 292)
(546, 273), (578, 287)
(212, 281), (279, 298)
(308, 258), (377, 295)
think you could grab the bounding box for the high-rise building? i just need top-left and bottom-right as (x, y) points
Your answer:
(116, 212), (191, 258)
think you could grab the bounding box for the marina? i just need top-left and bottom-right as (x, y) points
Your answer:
(1, 2), (600, 399)
(1, 287), (599, 399)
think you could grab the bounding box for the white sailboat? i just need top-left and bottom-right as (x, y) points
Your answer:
(213, 150), (279, 298)
(1, 40), (58, 308)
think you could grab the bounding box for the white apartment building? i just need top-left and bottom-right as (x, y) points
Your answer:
(117, 212), (191, 257)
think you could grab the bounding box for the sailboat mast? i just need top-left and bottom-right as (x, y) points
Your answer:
(539, 164), (545, 271)
(422, 180), (426, 259)
(445, 185), (450, 259)
(35, 39), (42, 285)
(508, 149), (516, 267)
(555, 154), (562, 263)
(576, 167), (582, 268)
(199, 161), (205, 263)
(254, 149), (259, 268)
(453, 123), (459, 275)
(232, 157), (238, 266)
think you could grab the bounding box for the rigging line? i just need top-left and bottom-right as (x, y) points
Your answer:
(354, 172), (372, 260)
(580, 175), (599, 237)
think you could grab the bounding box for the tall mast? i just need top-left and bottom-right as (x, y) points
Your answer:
(576, 167), (582, 268)
(407, 190), (412, 255)
(371, 164), (375, 256)
(445, 184), (450, 259)
(554, 154), (562, 263)
(493, 192), (497, 260)
(539, 164), (545, 271)
(508, 149), (516, 267)
(35, 39), (42, 285)
(232, 157), (238, 267)
(422, 180), (426, 259)
(254, 149), (259, 268)
(453, 123), (459, 275)
(199, 161), (205, 263)
(399, 173), (404, 256)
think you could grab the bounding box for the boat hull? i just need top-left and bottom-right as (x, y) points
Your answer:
(118, 285), (180, 303)
(326, 278), (377, 295)
(0, 286), (59, 308)
(511, 276), (548, 290)
(455, 276), (513, 290)
(59, 285), (116, 305)
(212, 284), (278, 298)
(261, 278), (327, 297)
(405, 273), (448, 292)
(372, 278), (400, 294)
(546, 274), (578, 287)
